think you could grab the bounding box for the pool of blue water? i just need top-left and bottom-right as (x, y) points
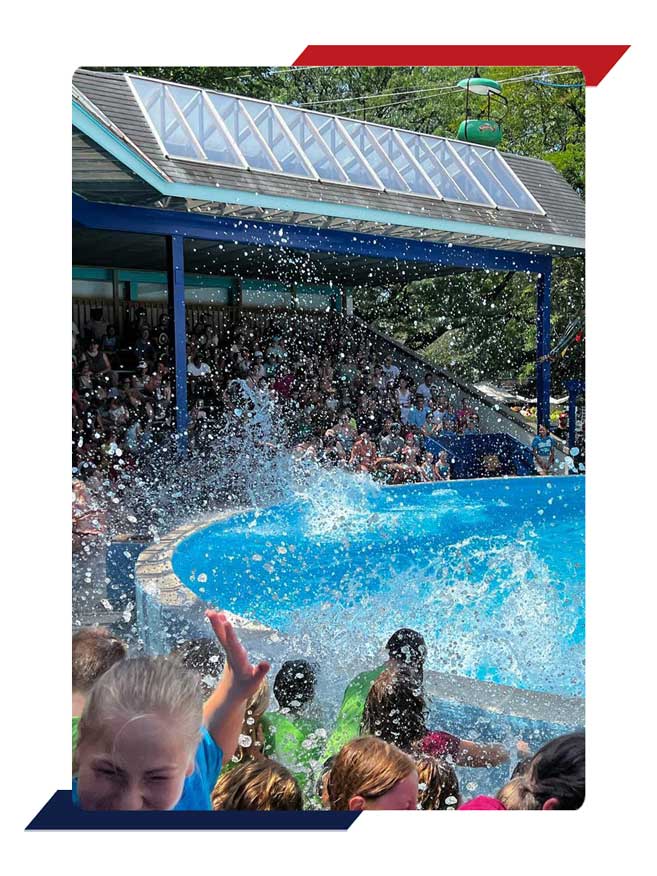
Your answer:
(173, 475), (584, 699)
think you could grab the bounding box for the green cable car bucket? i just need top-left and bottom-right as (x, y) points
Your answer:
(457, 70), (507, 147)
(457, 118), (503, 147)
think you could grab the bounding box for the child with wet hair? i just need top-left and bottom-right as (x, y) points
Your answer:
(461, 732), (585, 811)
(498, 732), (585, 810)
(415, 755), (461, 810)
(73, 610), (269, 810)
(262, 660), (322, 797)
(328, 736), (418, 811)
(361, 664), (516, 767)
(211, 759), (303, 811)
(171, 637), (225, 700)
(72, 627), (127, 751)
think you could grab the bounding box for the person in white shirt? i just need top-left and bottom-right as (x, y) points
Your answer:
(417, 371), (436, 401)
(382, 355), (400, 385)
(187, 354), (210, 377)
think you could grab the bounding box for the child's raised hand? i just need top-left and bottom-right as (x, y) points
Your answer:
(206, 609), (270, 701)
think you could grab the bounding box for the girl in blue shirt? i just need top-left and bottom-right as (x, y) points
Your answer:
(73, 610), (270, 811)
(532, 424), (556, 475)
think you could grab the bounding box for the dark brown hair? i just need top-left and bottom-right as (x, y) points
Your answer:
(327, 736), (416, 810)
(212, 759), (302, 811)
(171, 637), (225, 700)
(386, 628), (427, 670)
(360, 665), (427, 753)
(498, 732), (585, 810)
(273, 660), (316, 712)
(72, 627), (127, 693)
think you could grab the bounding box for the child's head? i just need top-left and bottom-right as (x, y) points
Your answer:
(273, 660), (317, 714)
(497, 732), (585, 810)
(72, 627), (127, 696)
(171, 637), (225, 700)
(212, 759), (303, 811)
(496, 776), (537, 810)
(327, 737), (418, 811)
(75, 657), (203, 811)
(360, 665), (427, 753)
(415, 755), (461, 810)
(385, 628), (427, 668)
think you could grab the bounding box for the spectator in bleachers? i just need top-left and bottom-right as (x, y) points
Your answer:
(395, 376), (413, 424)
(85, 339), (115, 386)
(406, 393), (429, 433)
(84, 307), (107, 342)
(435, 450), (451, 481)
(134, 327), (156, 369)
(187, 352), (211, 379)
(335, 412), (357, 453)
(463, 414), (481, 435)
(417, 371), (436, 401)
(100, 324), (119, 358)
(393, 434), (423, 483)
(419, 451), (436, 482)
(532, 424), (556, 475)
(350, 431), (379, 473)
(382, 354), (400, 386)
(378, 419), (404, 460)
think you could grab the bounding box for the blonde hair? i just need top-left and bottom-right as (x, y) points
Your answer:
(75, 657), (203, 767)
(416, 755), (461, 810)
(231, 678), (270, 765)
(497, 776), (541, 810)
(212, 759), (302, 811)
(327, 736), (416, 810)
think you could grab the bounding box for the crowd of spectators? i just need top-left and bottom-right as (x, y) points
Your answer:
(72, 305), (490, 491)
(71, 622), (585, 812)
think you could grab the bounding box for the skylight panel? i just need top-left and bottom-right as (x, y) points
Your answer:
(239, 99), (315, 179)
(127, 74), (545, 215)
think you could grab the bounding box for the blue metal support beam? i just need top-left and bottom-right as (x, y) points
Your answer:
(73, 195), (550, 276)
(166, 235), (188, 453)
(536, 264), (552, 430)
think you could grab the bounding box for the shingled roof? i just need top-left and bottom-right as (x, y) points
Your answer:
(72, 69), (585, 257)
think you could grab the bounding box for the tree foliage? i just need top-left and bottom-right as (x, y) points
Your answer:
(91, 65), (585, 389)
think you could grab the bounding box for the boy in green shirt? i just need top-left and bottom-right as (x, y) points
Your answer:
(261, 660), (323, 796)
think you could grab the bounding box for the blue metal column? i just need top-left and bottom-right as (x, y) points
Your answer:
(536, 263), (552, 430)
(166, 235), (188, 452)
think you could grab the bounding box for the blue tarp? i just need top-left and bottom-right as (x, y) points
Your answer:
(425, 433), (535, 479)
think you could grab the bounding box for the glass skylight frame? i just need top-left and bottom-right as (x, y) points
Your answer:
(126, 73), (546, 216)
